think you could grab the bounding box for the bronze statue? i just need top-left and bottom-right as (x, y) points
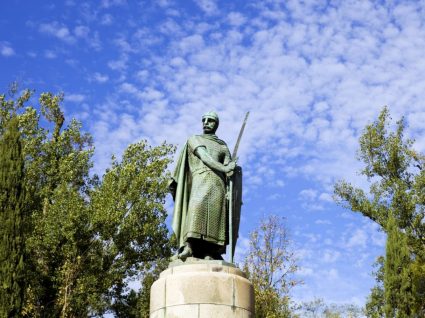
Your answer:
(169, 111), (243, 261)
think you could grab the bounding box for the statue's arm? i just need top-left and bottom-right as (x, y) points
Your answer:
(195, 146), (235, 173)
(223, 147), (232, 165)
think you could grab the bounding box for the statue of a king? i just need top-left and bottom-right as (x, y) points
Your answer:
(169, 111), (241, 261)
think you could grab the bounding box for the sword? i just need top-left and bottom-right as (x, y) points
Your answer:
(229, 111), (249, 263)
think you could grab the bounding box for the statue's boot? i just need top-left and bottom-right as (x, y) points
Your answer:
(178, 245), (193, 261)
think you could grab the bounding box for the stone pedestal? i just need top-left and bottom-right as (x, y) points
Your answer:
(150, 258), (255, 317)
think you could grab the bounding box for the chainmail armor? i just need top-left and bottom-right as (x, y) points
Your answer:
(183, 135), (231, 246)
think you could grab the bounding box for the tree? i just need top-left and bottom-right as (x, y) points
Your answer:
(299, 298), (326, 318)
(0, 116), (26, 317)
(334, 107), (425, 317)
(384, 214), (415, 318)
(135, 233), (178, 318)
(298, 298), (363, 318)
(243, 215), (300, 318)
(1, 87), (175, 317)
(137, 256), (172, 318)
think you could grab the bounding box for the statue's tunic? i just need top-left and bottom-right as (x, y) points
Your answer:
(171, 134), (231, 251)
(185, 135), (231, 246)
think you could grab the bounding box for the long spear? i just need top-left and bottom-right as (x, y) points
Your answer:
(229, 111), (249, 263)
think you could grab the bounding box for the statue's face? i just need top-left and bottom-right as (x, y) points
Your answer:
(202, 117), (217, 134)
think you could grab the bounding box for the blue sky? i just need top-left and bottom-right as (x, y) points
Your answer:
(2, 0), (425, 308)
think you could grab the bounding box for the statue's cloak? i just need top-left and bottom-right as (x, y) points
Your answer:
(171, 141), (191, 249)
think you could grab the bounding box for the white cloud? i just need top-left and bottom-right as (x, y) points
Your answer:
(227, 12), (247, 27)
(275, 179), (285, 187)
(178, 34), (205, 53)
(119, 82), (143, 99)
(113, 37), (135, 53)
(298, 189), (326, 210)
(74, 26), (102, 50)
(324, 268), (339, 280)
(100, 0), (126, 8)
(319, 192), (333, 203)
(66, 94), (86, 103)
(158, 19), (184, 36)
(92, 72), (109, 83)
(408, 111), (425, 132)
(0, 42), (15, 57)
(193, 0), (218, 15)
(157, 0), (172, 8)
(299, 189), (318, 201)
(322, 249), (341, 263)
(88, 31), (102, 50)
(38, 22), (101, 50)
(100, 14), (114, 25)
(315, 219), (331, 225)
(295, 248), (313, 260)
(298, 266), (314, 277)
(345, 229), (368, 249)
(44, 50), (57, 59)
(367, 222), (386, 247)
(304, 233), (321, 244)
(74, 25), (90, 38)
(108, 55), (128, 71)
(65, 59), (78, 67)
(39, 22), (75, 44)
(119, 82), (164, 102)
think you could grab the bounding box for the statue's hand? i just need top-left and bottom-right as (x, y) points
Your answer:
(225, 161), (236, 176)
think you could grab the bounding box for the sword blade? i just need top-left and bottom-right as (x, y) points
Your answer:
(232, 111), (250, 159)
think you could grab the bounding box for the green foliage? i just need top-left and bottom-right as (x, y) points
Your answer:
(298, 298), (363, 318)
(1, 87), (175, 317)
(110, 289), (140, 318)
(299, 298), (326, 318)
(243, 215), (300, 318)
(365, 256), (385, 318)
(384, 214), (416, 318)
(334, 107), (424, 243)
(0, 116), (26, 317)
(137, 256), (173, 318)
(334, 107), (425, 317)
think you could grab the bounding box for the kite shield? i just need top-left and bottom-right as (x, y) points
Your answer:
(229, 165), (243, 259)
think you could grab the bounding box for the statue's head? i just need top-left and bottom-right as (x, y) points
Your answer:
(202, 111), (219, 134)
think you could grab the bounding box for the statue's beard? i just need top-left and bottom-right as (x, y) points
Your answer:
(203, 126), (217, 134)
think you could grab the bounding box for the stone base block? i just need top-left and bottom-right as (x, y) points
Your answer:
(150, 258), (255, 318)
